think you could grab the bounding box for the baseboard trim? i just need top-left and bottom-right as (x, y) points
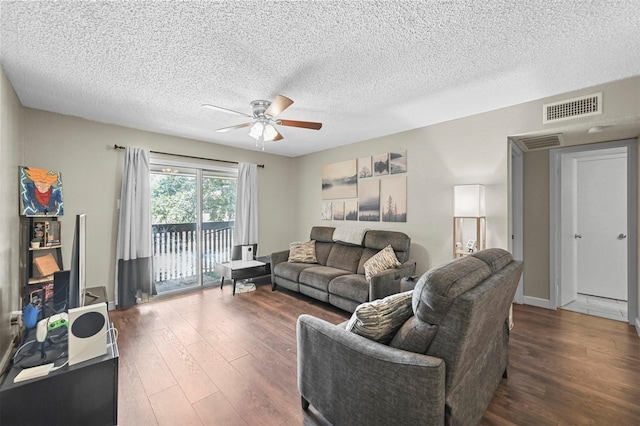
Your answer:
(523, 296), (554, 310)
(0, 341), (15, 375)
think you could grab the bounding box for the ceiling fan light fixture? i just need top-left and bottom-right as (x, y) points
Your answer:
(263, 123), (278, 141)
(249, 121), (264, 140)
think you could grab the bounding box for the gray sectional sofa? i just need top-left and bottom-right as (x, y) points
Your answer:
(296, 248), (523, 425)
(271, 226), (416, 312)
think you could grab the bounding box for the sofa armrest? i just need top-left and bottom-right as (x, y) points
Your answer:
(297, 314), (445, 425)
(270, 250), (290, 283)
(369, 259), (417, 300)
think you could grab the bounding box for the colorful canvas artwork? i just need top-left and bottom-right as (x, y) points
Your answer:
(20, 166), (64, 216)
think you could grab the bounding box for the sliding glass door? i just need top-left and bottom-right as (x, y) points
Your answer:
(150, 162), (236, 296)
(201, 171), (236, 287)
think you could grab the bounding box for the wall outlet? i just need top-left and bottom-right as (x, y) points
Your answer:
(9, 311), (22, 326)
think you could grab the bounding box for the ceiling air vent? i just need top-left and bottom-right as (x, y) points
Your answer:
(515, 133), (563, 151)
(543, 92), (602, 124)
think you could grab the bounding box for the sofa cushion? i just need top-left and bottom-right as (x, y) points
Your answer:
(471, 248), (513, 273)
(288, 240), (318, 263)
(299, 266), (350, 292)
(364, 245), (401, 282)
(346, 290), (413, 343)
(357, 248), (377, 275)
(328, 274), (369, 303)
(364, 230), (411, 263)
(413, 256), (492, 325)
(310, 226), (335, 243)
(326, 243), (363, 273)
(274, 261), (316, 282)
(389, 316), (438, 354)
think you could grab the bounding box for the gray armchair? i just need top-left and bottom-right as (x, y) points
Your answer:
(297, 249), (523, 425)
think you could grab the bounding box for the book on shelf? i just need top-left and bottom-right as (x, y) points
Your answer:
(29, 283), (53, 309)
(33, 252), (60, 276)
(45, 221), (61, 246)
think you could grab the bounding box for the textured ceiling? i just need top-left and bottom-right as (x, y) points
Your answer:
(1, 1), (639, 157)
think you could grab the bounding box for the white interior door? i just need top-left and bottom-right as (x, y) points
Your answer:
(575, 153), (628, 301)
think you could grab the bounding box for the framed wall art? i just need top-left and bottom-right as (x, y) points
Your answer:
(322, 159), (357, 200)
(20, 166), (64, 216)
(390, 150), (407, 174)
(321, 202), (332, 220)
(372, 153), (389, 176)
(345, 201), (358, 221)
(358, 156), (372, 178)
(381, 176), (407, 222)
(332, 202), (345, 220)
(358, 179), (380, 221)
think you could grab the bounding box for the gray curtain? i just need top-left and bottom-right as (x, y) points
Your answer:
(233, 163), (258, 247)
(115, 147), (152, 309)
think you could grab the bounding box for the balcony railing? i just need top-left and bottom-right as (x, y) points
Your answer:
(152, 221), (234, 284)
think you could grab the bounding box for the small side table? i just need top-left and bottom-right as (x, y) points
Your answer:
(215, 259), (271, 296)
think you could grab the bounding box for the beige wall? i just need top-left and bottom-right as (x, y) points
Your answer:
(0, 66), (23, 370)
(21, 109), (297, 302)
(293, 113), (518, 275)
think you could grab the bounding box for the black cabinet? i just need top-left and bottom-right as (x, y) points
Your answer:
(0, 325), (119, 425)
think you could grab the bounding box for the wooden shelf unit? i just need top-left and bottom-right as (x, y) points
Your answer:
(20, 216), (64, 307)
(453, 216), (486, 258)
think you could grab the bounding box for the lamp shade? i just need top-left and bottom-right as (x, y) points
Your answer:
(454, 184), (486, 217)
(249, 122), (264, 140)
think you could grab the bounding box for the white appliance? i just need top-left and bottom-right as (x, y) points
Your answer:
(68, 302), (108, 366)
(241, 245), (254, 261)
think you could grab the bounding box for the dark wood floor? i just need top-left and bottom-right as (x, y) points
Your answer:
(110, 283), (640, 425)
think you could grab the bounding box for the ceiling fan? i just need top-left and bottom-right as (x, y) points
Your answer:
(202, 95), (322, 147)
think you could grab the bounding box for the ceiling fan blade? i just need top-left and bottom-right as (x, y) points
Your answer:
(277, 119), (323, 130)
(273, 131), (284, 141)
(202, 104), (252, 118)
(265, 95), (294, 118)
(215, 122), (252, 133)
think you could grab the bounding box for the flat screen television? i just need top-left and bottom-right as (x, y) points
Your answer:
(68, 214), (86, 309)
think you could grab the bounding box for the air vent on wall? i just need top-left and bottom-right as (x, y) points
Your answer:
(543, 92), (602, 124)
(514, 133), (563, 151)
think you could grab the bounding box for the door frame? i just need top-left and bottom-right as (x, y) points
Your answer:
(509, 141), (524, 303)
(549, 139), (638, 324)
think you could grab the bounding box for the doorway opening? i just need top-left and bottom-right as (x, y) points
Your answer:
(550, 140), (637, 324)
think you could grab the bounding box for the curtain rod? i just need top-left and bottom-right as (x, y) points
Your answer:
(113, 144), (264, 168)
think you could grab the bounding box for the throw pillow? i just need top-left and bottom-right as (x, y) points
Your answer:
(363, 244), (401, 282)
(288, 240), (318, 263)
(389, 316), (438, 354)
(346, 290), (414, 343)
